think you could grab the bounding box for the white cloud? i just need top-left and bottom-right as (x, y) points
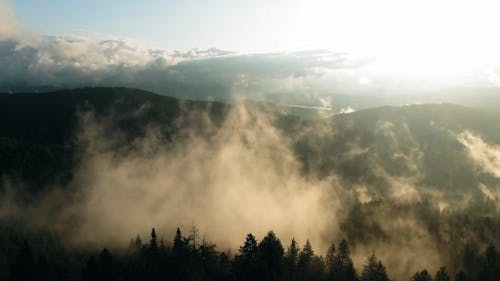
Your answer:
(338, 106), (355, 114)
(458, 131), (500, 178)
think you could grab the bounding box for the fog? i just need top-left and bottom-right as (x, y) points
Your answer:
(67, 105), (341, 251)
(1, 101), (475, 280)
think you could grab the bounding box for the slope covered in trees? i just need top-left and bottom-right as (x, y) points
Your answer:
(0, 88), (499, 280)
(4, 227), (499, 281)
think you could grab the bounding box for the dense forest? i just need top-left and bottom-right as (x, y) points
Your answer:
(4, 226), (499, 281)
(0, 88), (499, 281)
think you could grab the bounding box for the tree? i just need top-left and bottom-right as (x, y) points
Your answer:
(82, 256), (99, 281)
(338, 239), (350, 264)
(173, 227), (188, 256)
(299, 240), (314, 267)
(326, 243), (339, 281)
(410, 270), (432, 281)
(454, 270), (468, 281)
(284, 238), (300, 280)
(298, 240), (314, 281)
(360, 253), (389, 281)
(258, 231), (284, 281)
(478, 243), (498, 281)
(336, 239), (358, 281)
(240, 233), (258, 258)
(235, 233), (259, 281)
(10, 240), (35, 281)
(150, 228), (158, 250)
(188, 223), (200, 250)
(171, 227), (190, 281)
(97, 248), (114, 281)
(434, 267), (450, 281)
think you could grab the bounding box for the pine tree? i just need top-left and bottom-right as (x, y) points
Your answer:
(360, 253), (389, 281)
(478, 243), (498, 281)
(298, 240), (315, 281)
(235, 233), (259, 281)
(326, 243), (339, 281)
(284, 238), (300, 280)
(409, 270), (432, 281)
(135, 235), (142, 248)
(336, 239), (358, 281)
(98, 248), (114, 281)
(240, 233), (258, 258)
(150, 228), (158, 250)
(258, 231), (284, 281)
(454, 271), (468, 281)
(10, 240), (35, 281)
(173, 227), (187, 254)
(299, 240), (314, 267)
(433, 267), (450, 281)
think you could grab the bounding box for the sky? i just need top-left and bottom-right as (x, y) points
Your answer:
(10, 0), (500, 56)
(2, 0), (500, 101)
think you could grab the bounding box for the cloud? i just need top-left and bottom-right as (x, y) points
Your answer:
(0, 19), (363, 105)
(338, 106), (355, 114)
(0, 34), (236, 90)
(458, 131), (500, 178)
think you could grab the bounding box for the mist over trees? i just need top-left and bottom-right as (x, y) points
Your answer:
(0, 88), (500, 280)
(3, 227), (499, 281)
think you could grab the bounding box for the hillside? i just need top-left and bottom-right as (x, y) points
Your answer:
(0, 87), (228, 190)
(1, 88), (499, 280)
(1, 88), (500, 202)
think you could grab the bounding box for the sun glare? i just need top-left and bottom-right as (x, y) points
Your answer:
(293, 0), (500, 76)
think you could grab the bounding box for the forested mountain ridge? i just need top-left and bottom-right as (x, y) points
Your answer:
(0, 87), (228, 190)
(1, 87), (500, 199)
(0, 87), (499, 281)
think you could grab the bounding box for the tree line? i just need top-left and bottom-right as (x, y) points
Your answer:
(6, 227), (499, 281)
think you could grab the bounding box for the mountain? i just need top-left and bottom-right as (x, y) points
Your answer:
(1, 87), (499, 203)
(0, 87), (227, 190)
(295, 104), (500, 200)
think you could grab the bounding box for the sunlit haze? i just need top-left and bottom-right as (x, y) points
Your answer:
(9, 0), (500, 76)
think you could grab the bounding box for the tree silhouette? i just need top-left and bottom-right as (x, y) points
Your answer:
(478, 243), (498, 281)
(9, 240), (35, 281)
(454, 270), (468, 281)
(284, 238), (299, 281)
(150, 228), (158, 251)
(410, 269), (432, 281)
(326, 243), (338, 281)
(98, 248), (114, 281)
(360, 252), (389, 281)
(234, 233), (260, 281)
(298, 240), (314, 281)
(336, 239), (358, 281)
(433, 267), (450, 281)
(258, 231), (284, 281)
